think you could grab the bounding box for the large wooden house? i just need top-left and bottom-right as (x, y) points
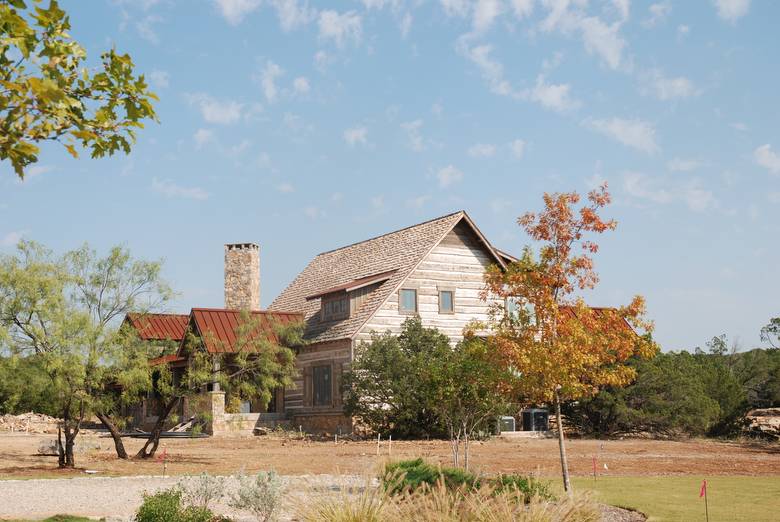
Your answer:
(126, 211), (515, 435)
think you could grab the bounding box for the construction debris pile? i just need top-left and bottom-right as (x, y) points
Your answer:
(0, 412), (60, 434)
(744, 408), (780, 440)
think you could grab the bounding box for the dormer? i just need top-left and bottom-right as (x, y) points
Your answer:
(305, 269), (398, 322)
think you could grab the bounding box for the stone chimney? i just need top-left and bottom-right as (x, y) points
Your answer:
(224, 243), (260, 310)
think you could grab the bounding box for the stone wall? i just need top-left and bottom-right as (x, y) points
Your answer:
(292, 412), (352, 435)
(224, 243), (260, 310)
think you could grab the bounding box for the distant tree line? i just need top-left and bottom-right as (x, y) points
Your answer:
(562, 330), (780, 438)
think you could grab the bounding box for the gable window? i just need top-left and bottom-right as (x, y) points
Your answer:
(322, 294), (349, 321)
(399, 288), (417, 314)
(313, 365), (332, 406)
(439, 290), (454, 314)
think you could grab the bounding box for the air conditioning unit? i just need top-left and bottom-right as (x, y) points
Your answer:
(497, 416), (516, 433)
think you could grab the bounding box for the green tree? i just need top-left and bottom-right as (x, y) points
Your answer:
(135, 311), (303, 459)
(760, 317), (780, 349)
(342, 317), (452, 439)
(431, 335), (513, 469)
(0, 0), (157, 178)
(0, 353), (59, 415)
(0, 240), (172, 466)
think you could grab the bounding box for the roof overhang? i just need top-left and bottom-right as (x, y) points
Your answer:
(304, 269), (398, 301)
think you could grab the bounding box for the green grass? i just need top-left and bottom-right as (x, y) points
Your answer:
(571, 476), (780, 522)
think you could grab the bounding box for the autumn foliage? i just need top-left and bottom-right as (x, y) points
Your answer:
(484, 184), (658, 404)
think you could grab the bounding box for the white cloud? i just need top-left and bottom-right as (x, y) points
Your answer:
(283, 112), (313, 134)
(754, 144), (780, 174)
(527, 74), (579, 112)
(768, 192), (780, 204)
(270, 0), (316, 31)
(318, 10), (362, 47)
(400, 11), (413, 38)
(677, 24), (690, 37)
(304, 206), (325, 220)
(623, 172), (717, 212)
(437, 165), (464, 188)
(26, 165), (53, 178)
(540, 2), (628, 70)
(643, 2), (671, 27)
(187, 93), (243, 125)
(713, 0), (750, 23)
(214, 0), (260, 25)
(293, 76), (310, 94)
(370, 195), (384, 209)
(667, 158), (702, 172)
(510, 139), (526, 159)
(259, 61), (284, 103)
(731, 122), (748, 132)
(401, 119), (425, 151)
(511, 0), (534, 19)
(314, 50), (332, 72)
(463, 44), (512, 96)
(468, 143), (496, 158)
(407, 194), (432, 209)
(586, 117), (659, 154)
(440, 0), (469, 18)
(277, 182), (295, 193)
(228, 139), (251, 157)
(1, 230), (25, 247)
(642, 69), (698, 100)
(152, 178), (209, 200)
(135, 15), (162, 44)
(473, 0), (502, 33)
(149, 70), (169, 89)
(193, 128), (214, 149)
(344, 126), (368, 146)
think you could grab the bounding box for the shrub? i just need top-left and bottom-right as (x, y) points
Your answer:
(229, 470), (283, 522)
(178, 473), (225, 510)
(494, 473), (554, 503)
(382, 459), (478, 495)
(135, 488), (218, 522)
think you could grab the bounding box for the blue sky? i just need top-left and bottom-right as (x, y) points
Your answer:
(1, 0), (778, 351)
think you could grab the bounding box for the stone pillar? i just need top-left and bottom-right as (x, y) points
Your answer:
(224, 243), (260, 310)
(207, 391), (226, 435)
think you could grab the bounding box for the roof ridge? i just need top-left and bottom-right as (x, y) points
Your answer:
(191, 307), (301, 315)
(315, 210), (465, 256)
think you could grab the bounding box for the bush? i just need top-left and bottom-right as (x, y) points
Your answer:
(135, 488), (218, 522)
(178, 473), (225, 510)
(494, 473), (554, 502)
(383, 458), (478, 494)
(228, 470), (283, 522)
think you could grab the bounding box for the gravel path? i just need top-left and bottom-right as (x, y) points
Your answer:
(0, 474), (365, 521)
(0, 474), (645, 521)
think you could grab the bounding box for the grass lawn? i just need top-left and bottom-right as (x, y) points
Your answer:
(571, 476), (780, 522)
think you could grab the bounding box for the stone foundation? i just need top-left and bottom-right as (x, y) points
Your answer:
(292, 413), (352, 435)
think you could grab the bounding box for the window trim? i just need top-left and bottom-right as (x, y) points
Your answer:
(438, 289), (455, 314)
(398, 288), (418, 314)
(321, 293), (350, 322)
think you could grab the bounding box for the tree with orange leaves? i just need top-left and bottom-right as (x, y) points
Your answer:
(483, 184), (658, 493)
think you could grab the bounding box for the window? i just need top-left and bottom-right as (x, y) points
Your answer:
(313, 365), (332, 406)
(322, 294), (349, 321)
(399, 288), (417, 314)
(439, 290), (454, 314)
(506, 296), (536, 325)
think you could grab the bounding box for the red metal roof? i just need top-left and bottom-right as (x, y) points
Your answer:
(188, 308), (304, 354)
(305, 269), (398, 300)
(125, 313), (189, 341)
(149, 354), (186, 366)
(559, 306), (636, 335)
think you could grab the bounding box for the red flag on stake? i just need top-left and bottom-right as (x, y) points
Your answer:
(700, 479), (710, 522)
(699, 479), (707, 498)
(156, 448), (168, 462)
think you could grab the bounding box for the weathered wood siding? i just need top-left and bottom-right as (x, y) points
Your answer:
(284, 339), (351, 416)
(354, 222), (503, 343)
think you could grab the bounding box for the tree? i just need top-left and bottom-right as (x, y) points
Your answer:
(484, 184), (658, 493)
(431, 335), (512, 470)
(342, 317), (451, 439)
(0, 0), (157, 179)
(0, 240), (171, 466)
(760, 317), (780, 349)
(134, 311), (302, 459)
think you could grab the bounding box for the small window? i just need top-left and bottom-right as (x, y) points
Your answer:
(439, 290), (454, 314)
(322, 294), (349, 321)
(313, 365), (332, 406)
(399, 288), (417, 314)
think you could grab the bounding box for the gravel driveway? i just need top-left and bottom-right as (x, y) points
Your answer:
(0, 474), (363, 521)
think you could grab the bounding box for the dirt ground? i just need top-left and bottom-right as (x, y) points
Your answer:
(0, 432), (778, 479)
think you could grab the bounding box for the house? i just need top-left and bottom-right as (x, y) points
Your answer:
(126, 210), (515, 435)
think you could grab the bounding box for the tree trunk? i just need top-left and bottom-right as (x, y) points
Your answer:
(463, 432), (470, 471)
(136, 396), (179, 459)
(555, 388), (571, 494)
(57, 425), (65, 468)
(96, 412), (128, 459)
